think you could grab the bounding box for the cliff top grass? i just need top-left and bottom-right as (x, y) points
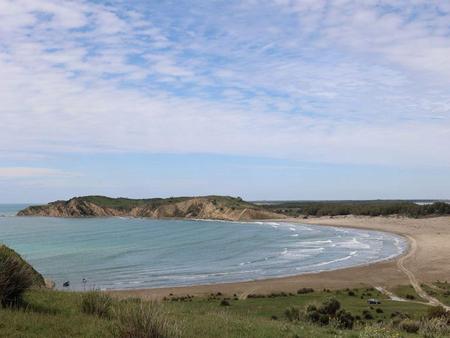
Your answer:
(50, 195), (256, 210)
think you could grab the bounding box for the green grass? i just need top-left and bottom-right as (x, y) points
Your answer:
(421, 282), (450, 306)
(79, 195), (256, 210)
(25, 195), (256, 213)
(392, 285), (426, 302)
(0, 287), (432, 338)
(0, 291), (112, 338)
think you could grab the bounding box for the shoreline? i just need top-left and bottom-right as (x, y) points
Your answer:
(110, 215), (450, 300)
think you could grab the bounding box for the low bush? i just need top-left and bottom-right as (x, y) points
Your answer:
(219, 299), (230, 306)
(0, 250), (35, 306)
(336, 309), (354, 329)
(359, 324), (402, 338)
(426, 305), (448, 320)
(284, 306), (301, 321)
(420, 317), (450, 338)
(318, 298), (340, 316)
(362, 310), (374, 320)
(297, 288), (314, 294)
(81, 291), (112, 318)
(318, 314), (329, 326)
(306, 304), (317, 312)
(112, 301), (179, 338)
(398, 319), (420, 333)
(306, 310), (320, 323)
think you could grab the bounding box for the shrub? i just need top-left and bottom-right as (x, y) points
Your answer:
(398, 319), (420, 333)
(0, 251), (35, 306)
(420, 317), (450, 338)
(405, 294), (415, 300)
(362, 310), (374, 320)
(336, 309), (354, 329)
(307, 310), (320, 323)
(112, 301), (179, 338)
(219, 299), (230, 306)
(284, 307), (301, 321)
(318, 298), (340, 316)
(318, 314), (330, 326)
(376, 308), (383, 314)
(306, 304), (317, 312)
(359, 324), (402, 338)
(81, 291), (112, 318)
(426, 305), (448, 319)
(297, 288), (314, 294)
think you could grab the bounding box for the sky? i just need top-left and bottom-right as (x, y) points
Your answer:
(0, 0), (449, 203)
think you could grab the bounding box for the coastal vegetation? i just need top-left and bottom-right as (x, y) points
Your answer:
(0, 245), (45, 306)
(263, 200), (450, 218)
(1, 285), (449, 337)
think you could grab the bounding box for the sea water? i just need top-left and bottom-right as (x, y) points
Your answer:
(0, 205), (406, 290)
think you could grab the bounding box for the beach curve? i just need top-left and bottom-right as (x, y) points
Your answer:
(109, 216), (450, 301)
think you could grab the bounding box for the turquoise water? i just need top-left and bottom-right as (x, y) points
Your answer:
(0, 205), (406, 291)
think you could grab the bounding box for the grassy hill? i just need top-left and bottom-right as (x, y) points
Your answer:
(1, 286), (445, 337)
(17, 195), (281, 220)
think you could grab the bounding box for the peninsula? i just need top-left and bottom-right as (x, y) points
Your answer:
(17, 195), (284, 220)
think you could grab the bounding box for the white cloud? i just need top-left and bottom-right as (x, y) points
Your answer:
(0, 167), (75, 178)
(0, 0), (449, 168)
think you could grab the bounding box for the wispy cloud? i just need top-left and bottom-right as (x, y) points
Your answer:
(0, 167), (76, 179)
(0, 0), (449, 167)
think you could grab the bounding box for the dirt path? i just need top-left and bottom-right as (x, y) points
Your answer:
(397, 235), (450, 311)
(239, 286), (258, 300)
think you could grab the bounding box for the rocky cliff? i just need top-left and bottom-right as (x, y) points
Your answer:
(17, 196), (285, 221)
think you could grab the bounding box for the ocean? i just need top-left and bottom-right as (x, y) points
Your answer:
(0, 204), (406, 291)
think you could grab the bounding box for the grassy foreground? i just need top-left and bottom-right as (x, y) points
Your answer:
(1, 286), (447, 337)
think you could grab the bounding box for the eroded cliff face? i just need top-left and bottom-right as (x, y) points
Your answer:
(17, 197), (285, 221)
(18, 199), (120, 217)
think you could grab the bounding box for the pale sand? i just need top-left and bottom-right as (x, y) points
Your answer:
(109, 215), (450, 300)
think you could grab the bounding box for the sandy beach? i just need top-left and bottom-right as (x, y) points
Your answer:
(110, 215), (450, 300)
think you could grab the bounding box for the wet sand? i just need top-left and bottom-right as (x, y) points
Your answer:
(110, 215), (450, 300)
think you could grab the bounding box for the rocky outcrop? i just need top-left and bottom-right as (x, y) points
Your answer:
(17, 196), (285, 221)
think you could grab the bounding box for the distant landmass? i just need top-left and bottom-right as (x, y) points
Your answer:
(17, 196), (450, 219)
(17, 195), (284, 221)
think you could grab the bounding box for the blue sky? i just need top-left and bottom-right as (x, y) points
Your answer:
(0, 0), (449, 202)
